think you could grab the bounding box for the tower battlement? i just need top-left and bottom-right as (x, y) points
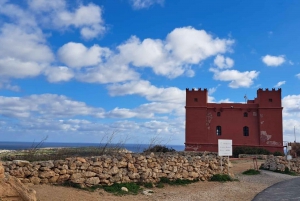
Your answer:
(186, 88), (208, 92)
(258, 88), (281, 92)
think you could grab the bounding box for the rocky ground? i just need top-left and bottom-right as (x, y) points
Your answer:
(27, 159), (298, 201)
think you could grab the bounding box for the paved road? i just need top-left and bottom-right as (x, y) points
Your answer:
(252, 177), (300, 201)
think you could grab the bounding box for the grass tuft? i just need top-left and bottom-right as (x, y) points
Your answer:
(242, 169), (260, 175)
(210, 174), (235, 182)
(103, 182), (141, 195)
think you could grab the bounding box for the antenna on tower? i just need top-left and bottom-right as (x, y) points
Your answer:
(244, 94), (248, 103)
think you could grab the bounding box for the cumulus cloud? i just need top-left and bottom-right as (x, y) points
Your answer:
(58, 42), (111, 68)
(282, 95), (300, 115)
(0, 94), (105, 119)
(44, 66), (74, 82)
(107, 80), (185, 103)
(27, 0), (106, 39)
(262, 55), (285, 66)
(130, 0), (164, 9)
(213, 55), (234, 69)
(210, 68), (259, 88)
(116, 27), (234, 78)
(76, 62), (140, 84)
(54, 3), (105, 39)
(274, 81), (286, 87)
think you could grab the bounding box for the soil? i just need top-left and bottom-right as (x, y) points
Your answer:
(28, 159), (294, 201)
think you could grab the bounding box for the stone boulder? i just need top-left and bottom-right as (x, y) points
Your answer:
(0, 162), (37, 201)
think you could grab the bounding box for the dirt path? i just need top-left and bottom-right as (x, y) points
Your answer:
(29, 159), (295, 201)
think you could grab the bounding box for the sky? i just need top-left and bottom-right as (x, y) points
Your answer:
(0, 0), (300, 145)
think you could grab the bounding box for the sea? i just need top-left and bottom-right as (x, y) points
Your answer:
(0, 141), (185, 153)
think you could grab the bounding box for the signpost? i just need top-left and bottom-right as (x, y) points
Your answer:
(218, 139), (232, 174)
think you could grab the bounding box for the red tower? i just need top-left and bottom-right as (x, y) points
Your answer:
(185, 88), (283, 153)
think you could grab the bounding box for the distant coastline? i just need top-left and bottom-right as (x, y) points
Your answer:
(0, 141), (185, 153)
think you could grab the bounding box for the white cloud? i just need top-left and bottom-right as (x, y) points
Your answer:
(166, 27), (234, 64)
(0, 24), (54, 63)
(54, 3), (105, 39)
(130, 0), (164, 9)
(76, 62), (140, 84)
(208, 85), (220, 95)
(282, 95), (300, 115)
(213, 55), (234, 69)
(0, 94), (105, 119)
(116, 27), (234, 78)
(58, 42), (111, 68)
(107, 80), (185, 103)
(27, 0), (66, 12)
(27, 0), (106, 39)
(44, 66), (74, 82)
(296, 73), (300, 79)
(210, 68), (259, 88)
(0, 58), (45, 78)
(262, 55), (285, 66)
(274, 81), (286, 87)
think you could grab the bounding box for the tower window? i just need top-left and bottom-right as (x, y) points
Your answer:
(194, 98), (198, 102)
(216, 126), (222, 136)
(244, 112), (248, 117)
(243, 126), (249, 136)
(217, 112), (221, 117)
(269, 98), (273, 102)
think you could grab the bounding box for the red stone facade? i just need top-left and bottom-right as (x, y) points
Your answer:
(185, 88), (283, 153)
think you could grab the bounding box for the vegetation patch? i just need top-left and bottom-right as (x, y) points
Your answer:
(143, 182), (154, 188)
(143, 145), (175, 153)
(260, 167), (298, 176)
(103, 182), (141, 195)
(210, 174), (235, 182)
(158, 177), (198, 186)
(242, 169), (260, 175)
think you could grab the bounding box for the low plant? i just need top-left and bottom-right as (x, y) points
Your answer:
(158, 177), (197, 185)
(260, 166), (298, 176)
(242, 169), (260, 175)
(143, 145), (175, 153)
(103, 182), (141, 195)
(210, 174), (234, 182)
(273, 151), (284, 156)
(233, 146), (271, 158)
(156, 183), (164, 188)
(143, 182), (154, 188)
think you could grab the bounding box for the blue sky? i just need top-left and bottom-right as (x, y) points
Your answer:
(0, 0), (299, 145)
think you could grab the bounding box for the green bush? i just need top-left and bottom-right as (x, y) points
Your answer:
(156, 183), (164, 188)
(242, 169), (260, 175)
(143, 145), (176, 153)
(103, 182), (141, 195)
(233, 146), (271, 158)
(143, 182), (153, 188)
(158, 177), (197, 185)
(273, 151), (284, 156)
(210, 174), (234, 182)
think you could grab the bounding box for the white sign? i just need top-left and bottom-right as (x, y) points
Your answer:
(218, 139), (232, 156)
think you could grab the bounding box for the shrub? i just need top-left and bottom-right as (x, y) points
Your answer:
(103, 182), (141, 195)
(158, 177), (197, 185)
(143, 145), (175, 153)
(210, 174), (234, 182)
(156, 183), (164, 188)
(233, 146), (271, 158)
(273, 151), (284, 156)
(242, 169), (260, 175)
(143, 182), (153, 188)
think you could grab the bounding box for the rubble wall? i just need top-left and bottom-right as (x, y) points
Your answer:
(2, 152), (229, 186)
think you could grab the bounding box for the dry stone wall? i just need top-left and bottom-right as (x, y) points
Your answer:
(261, 155), (300, 173)
(2, 152), (230, 186)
